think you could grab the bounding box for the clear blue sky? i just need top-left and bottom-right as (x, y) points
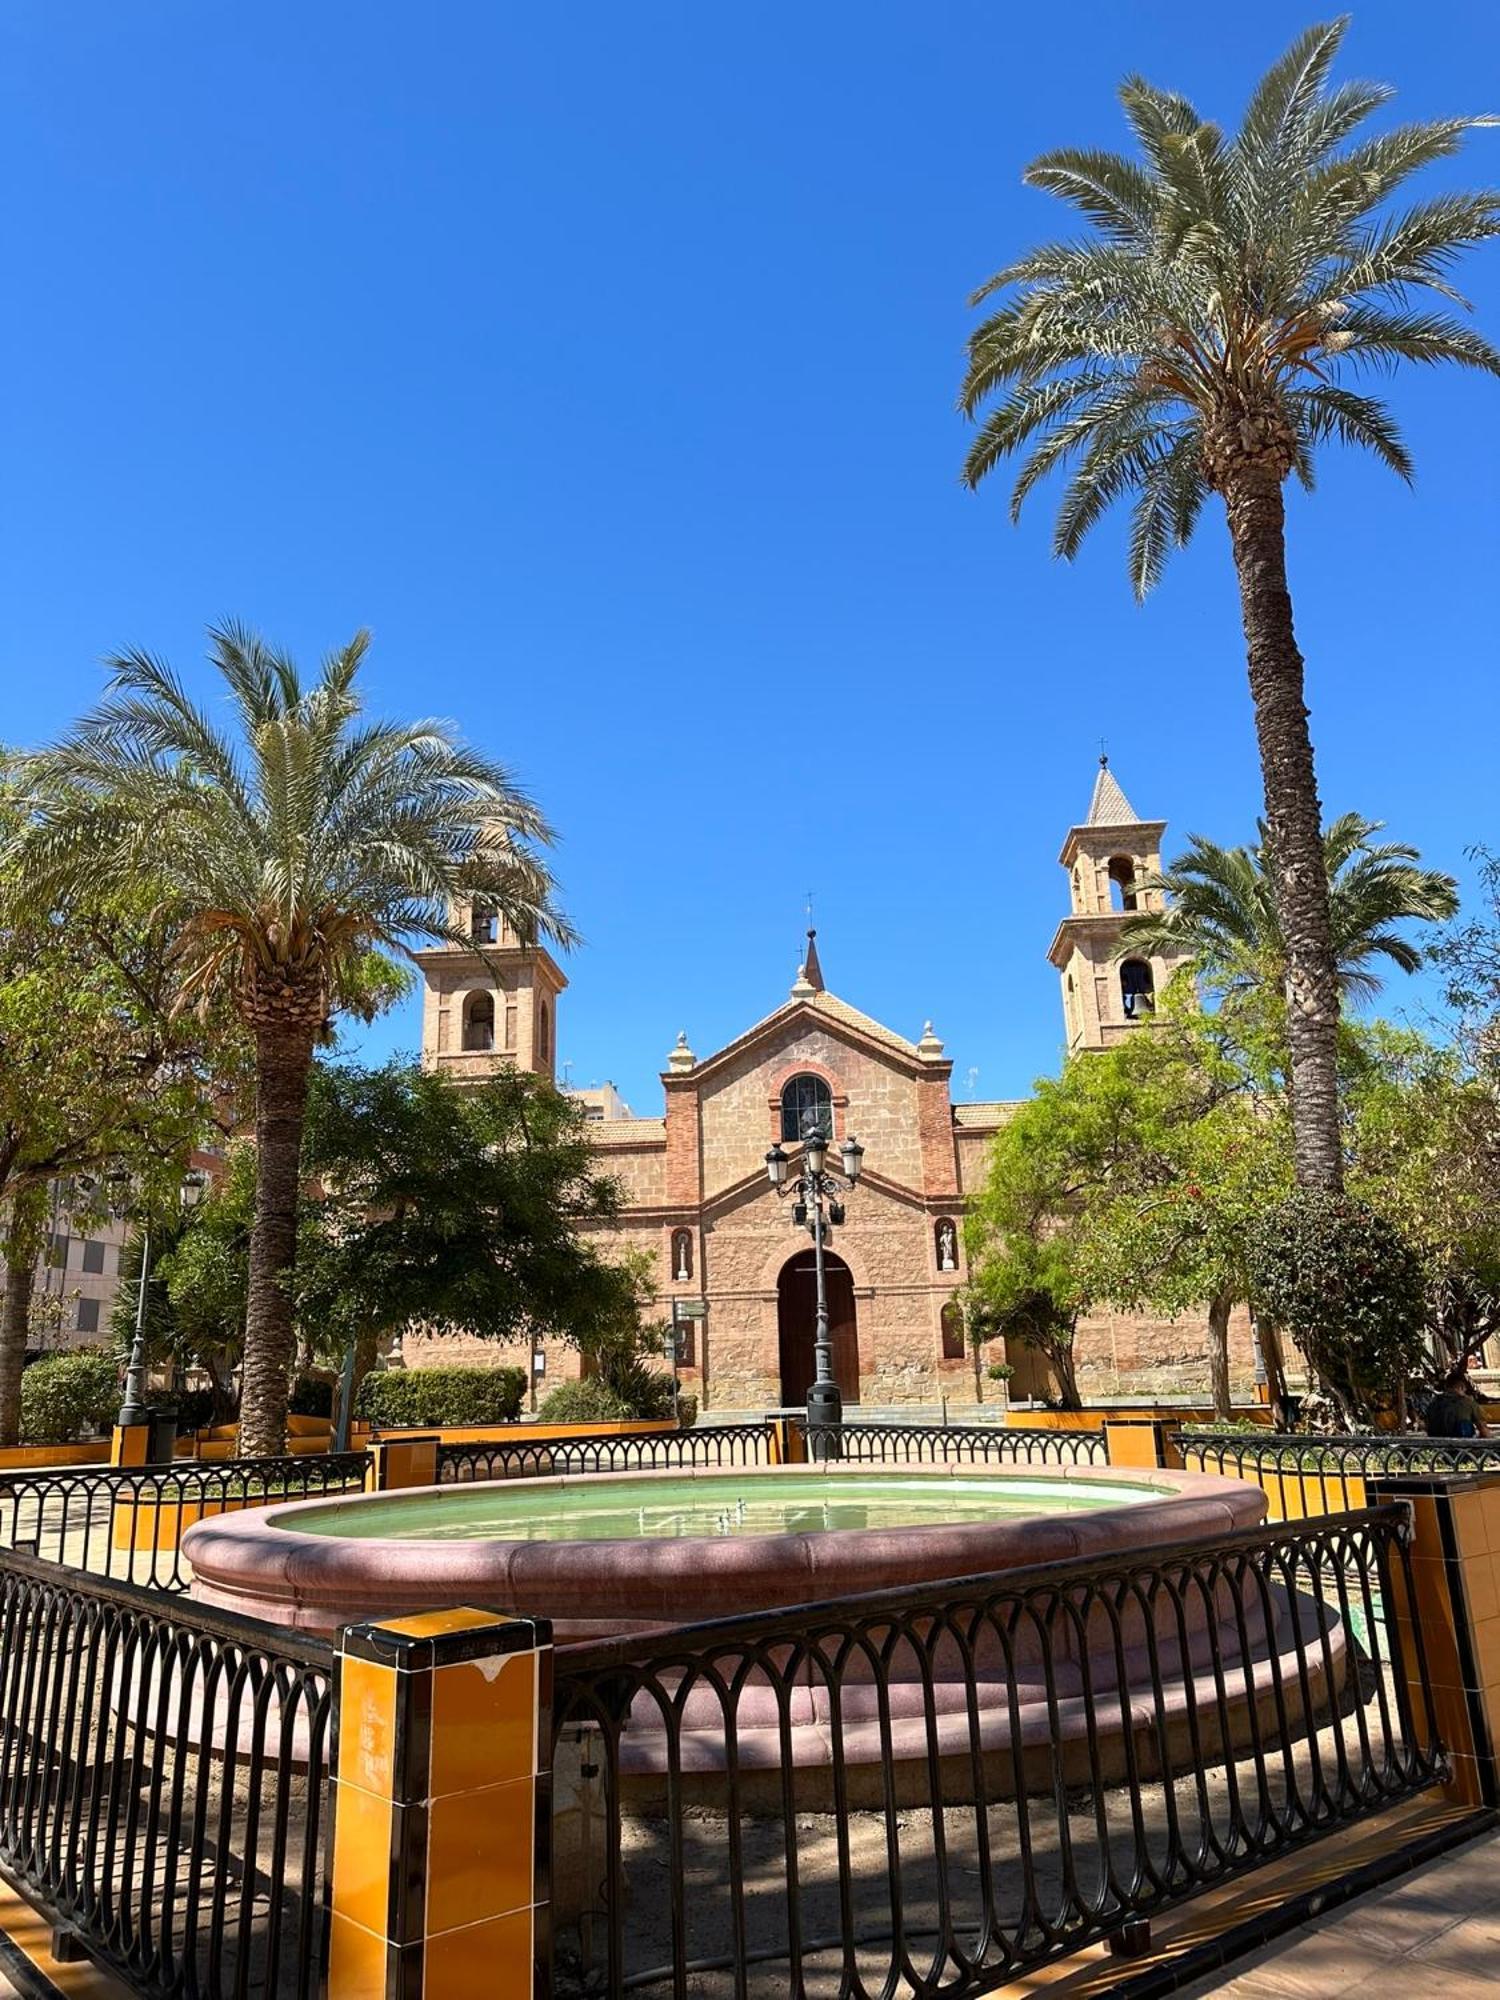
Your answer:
(2, 4), (1496, 1113)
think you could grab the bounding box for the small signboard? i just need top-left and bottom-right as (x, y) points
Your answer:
(531, 1349), (547, 1375)
(675, 1298), (709, 1320)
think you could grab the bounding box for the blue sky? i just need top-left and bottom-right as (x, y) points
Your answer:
(2, 4), (1496, 1112)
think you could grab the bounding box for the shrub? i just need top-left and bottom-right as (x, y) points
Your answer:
(536, 1379), (633, 1425)
(1247, 1191), (1426, 1419)
(354, 1365), (527, 1429)
(675, 1392), (699, 1429)
(19, 1351), (121, 1445)
(986, 1361), (1014, 1383)
(289, 1374), (334, 1418)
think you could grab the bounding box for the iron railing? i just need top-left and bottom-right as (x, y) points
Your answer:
(0, 1452), (371, 1593)
(0, 1546), (332, 1999)
(550, 1507), (1442, 1997)
(1179, 1429), (1500, 1513)
(436, 1422), (775, 1484)
(801, 1419), (1108, 1467)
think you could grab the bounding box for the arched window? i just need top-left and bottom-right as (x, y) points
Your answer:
(1120, 959), (1155, 1020)
(470, 902), (498, 944)
(1107, 857), (1138, 913)
(671, 1229), (694, 1283)
(940, 1301), (966, 1361)
(463, 992), (495, 1051)
(1072, 866), (1083, 911)
(780, 1073), (833, 1144)
(536, 999), (552, 1064)
(934, 1218), (958, 1272)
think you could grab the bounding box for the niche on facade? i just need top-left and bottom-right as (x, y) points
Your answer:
(934, 1218), (958, 1272)
(940, 1300), (965, 1361)
(1107, 856), (1139, 912)
(462, 991), (495, 1051)
(1120, 958), (1155, 1020)
(538, 999), (552, 1063)
(671, 1229), (694, 1283)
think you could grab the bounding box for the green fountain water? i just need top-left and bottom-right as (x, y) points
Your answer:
(287, 1471), (1157, 1544)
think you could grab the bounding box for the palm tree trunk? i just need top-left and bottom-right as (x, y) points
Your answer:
(1221, 467), (1343, 1192)
(0, 1192), (45, 1448)
(239, 1024), (315, 1458)
(1207, 1289), (1234, 1420)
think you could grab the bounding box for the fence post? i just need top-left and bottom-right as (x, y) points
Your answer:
(1369, 1470), (1500, 1811)
(327, 1607), (553, 1998)
(1103, 1419), (1179, 1471)
(367, 1433), (441, 1492)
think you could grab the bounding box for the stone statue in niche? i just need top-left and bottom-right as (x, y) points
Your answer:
(937, 1220), (957, 1272)
(674, 1231), (693, 1283)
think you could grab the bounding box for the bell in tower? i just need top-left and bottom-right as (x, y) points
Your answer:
(413, 892), (568, 1085)
(1047, 758), (1189, 1053)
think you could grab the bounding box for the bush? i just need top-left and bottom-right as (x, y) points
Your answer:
(289, 1374), (334, 1418)
(536, 1379), (633, 1425)
(1247, 1192), (1426, 1419)
(675, 1392), (698, 1429)
(19, 1351), (121, 1445)
(986, 1362), (1015, 1383)
(354, 1365), (527, 1429)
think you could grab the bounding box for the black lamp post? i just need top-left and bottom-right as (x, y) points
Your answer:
(765, 1112), (865, 1455)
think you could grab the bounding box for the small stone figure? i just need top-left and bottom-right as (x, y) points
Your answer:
(938, 1220), (957, 1271)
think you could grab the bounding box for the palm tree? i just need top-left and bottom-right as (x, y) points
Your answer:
(12, 625), (569, 1455)
(959, 20), (1499, 1191)
(1121, 814), (1459, 1005)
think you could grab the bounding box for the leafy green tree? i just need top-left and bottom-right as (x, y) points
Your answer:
(1120, 815), (1458, 1006)
(960, 20), (1500, 1195)
(0, 779), (212, 1444)
(968, 1006), (1287, 1415)
(1345, 1023), (1500, 1376)
(296, 1061), (633, 1414)
(11, 627), (571, 1454)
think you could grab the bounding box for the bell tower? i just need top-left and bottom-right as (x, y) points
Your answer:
(1047, 758), (1188, 1053)
(415, 896), (567, 1085)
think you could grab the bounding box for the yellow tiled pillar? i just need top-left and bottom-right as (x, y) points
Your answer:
(1369, 1472), (1500, 1811)
(109, 1421), (151, 1468)
(327, 1607), (552, 1998)
(367, 1434), (441, 1491)
(1103, 1419), (1178, 1470)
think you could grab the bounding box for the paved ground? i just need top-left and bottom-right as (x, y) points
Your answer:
(1179, 1827), (1500, 1996)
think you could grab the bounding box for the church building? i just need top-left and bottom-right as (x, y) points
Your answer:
(414, 763), (1255, 1411)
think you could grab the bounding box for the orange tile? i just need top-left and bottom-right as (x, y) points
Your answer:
(339, 1655), (399, 1796)
(380, 1606), (510, 1642)
(1465, 1559), (1500, 1625)
(329, 1779), (395, 1938)
(423, 1779), (534, 1934)
(1451, 1491), (1488, 1556)
(429, 1651), (536, 1798)
(1469, 1613), (1500, 1691)
(327, 1913), (392, 2000)
(425, 1908), (533, 1999)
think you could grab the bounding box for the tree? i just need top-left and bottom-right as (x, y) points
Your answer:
(1344, 1023), (1500, 1376)
(960, 19), (1500, 1193)
(967, 1006), (1288, 1416)
(11, 627), (571, 1454)
(0, 777), (213, 1444)
(1120, 815), (1457, 1006)
(296, 1061), (633, 1410)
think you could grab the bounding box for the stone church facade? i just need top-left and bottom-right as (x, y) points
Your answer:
(413, 763), (1257, 1411)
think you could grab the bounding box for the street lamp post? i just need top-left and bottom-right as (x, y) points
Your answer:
(765, 1113), (865, 1457)
(119, 1169), (209, 1432)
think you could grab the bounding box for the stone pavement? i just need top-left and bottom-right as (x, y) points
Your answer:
(1179, 1826), (1500, 1996)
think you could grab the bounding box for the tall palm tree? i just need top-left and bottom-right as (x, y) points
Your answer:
(1121, 813), (1459, 1005)
(12, 625), (570, 1455)
(959, 19), (1499, 1191)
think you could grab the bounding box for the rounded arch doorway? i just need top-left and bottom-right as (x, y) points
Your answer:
(777, 1250), (860, 1408)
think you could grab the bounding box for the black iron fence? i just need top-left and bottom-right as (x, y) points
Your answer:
(0, 1545), (332, 1999)
(1179, 1430), (1500, 1514)
(436, 1418), (1108, 1485)
(0, 1452), (371, 1593)
(803, 1419), (1108, 1467)
(550, 1507), (1443, 1998)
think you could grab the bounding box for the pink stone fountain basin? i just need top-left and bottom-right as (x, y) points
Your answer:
(182, 1462), (1267, 1640)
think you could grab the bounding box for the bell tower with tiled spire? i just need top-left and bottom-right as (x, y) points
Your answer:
(1047, 758), (1188, 1053)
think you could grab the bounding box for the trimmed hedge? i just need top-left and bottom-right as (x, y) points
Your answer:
(355, 1364), (527, 1429)
(537, 1380), (633, 1425)
(20, 1351), (121, 1445)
